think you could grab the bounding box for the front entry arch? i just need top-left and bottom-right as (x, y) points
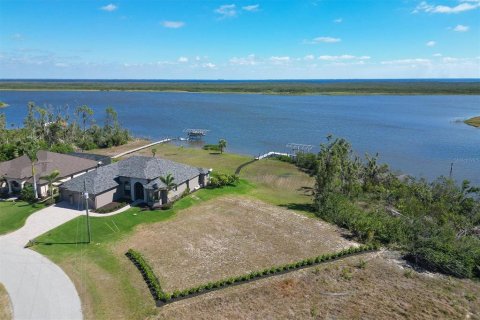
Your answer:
(134, 182), (144, 201)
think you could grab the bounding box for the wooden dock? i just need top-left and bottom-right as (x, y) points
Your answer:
(112, 138), (173, 159)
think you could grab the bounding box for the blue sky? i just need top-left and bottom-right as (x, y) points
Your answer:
(0, 0), (479, 79)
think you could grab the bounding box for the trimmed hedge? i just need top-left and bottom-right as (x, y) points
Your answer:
(128, 244), (378, 303)
(126, 249), (169, 301)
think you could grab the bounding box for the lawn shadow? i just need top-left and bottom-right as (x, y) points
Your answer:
(34, 241), (90, 245)
(279, 202), (315, 213)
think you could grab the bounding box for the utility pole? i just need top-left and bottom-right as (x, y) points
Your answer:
(83, 179), (91, 243)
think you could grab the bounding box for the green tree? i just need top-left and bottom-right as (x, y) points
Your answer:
(218, 139), (227, 154)
(40, 170), (61, 203)
(160, 173), (176, 200)
(104, 106), (118, 130)
(75, 105), (94, 133)
(151, 147), (157, 157)
(23, 140), (40, 200)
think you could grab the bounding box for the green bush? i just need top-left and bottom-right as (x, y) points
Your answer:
(20, 184), (36, 203)
(49, 143), (74, 154)
(202, 144), (221, 151)
(126, 249), (167, 301)
(207, 172), (239, 189)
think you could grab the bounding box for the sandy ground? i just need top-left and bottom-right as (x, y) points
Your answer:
(116, 196), (356, 292)
(153, 251), (480, 320)
(0, 283), (12, 320)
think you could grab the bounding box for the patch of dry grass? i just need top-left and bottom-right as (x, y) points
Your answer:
(0, 283), (12, 320)
(153, 251), (480, 320)
(115, 196), (355, 292)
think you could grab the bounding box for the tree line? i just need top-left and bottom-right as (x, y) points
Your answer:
(280, 136), (480, 279)
(0, 102), (131, 161)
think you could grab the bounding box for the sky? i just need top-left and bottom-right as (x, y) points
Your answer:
(0, 0), (479, 79)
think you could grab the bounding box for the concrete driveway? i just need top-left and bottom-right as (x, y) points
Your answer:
(0, 203), (83, 320)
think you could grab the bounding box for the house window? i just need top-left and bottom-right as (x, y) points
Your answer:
(124, 181), (131, 191)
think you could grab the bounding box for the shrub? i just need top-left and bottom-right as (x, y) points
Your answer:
(203, 144), (221, 151)
(49, 143), (74, 154)
(20, 184), (36, 203)
(207, 172), (239, 188)
(126, 249), (166, 301)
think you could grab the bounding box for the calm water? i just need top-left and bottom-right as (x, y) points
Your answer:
(1, 91), (479, 184)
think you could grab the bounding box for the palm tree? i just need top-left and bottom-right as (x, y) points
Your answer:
(218, 139), (227, 154)
(151, 147), (157, 157)
(160, 173), (176, 201)
(24, 141), (39, 200)
(40, 170), (61, 203)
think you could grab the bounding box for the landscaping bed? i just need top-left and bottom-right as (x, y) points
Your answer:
(94, 200), (129, 214)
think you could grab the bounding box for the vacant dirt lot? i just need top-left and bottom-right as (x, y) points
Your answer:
(116, 196), (355, 291)
(153, 251), (480, 320)
(0, 283), (12, 320)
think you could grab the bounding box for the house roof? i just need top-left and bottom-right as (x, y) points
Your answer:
(0, 150), (99, 184)
(69, 152), (112, 166)
(61, 156), (208, 195)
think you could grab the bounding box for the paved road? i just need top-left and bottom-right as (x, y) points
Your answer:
(0, 203), (83, 320)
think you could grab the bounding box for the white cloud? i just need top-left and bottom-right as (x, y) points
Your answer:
(230, 54), (258, 65)
(269, 56), (290, 64)
(318, 55), (370, 61)
(242, 4), (259, 12)
(303, 54), (315, 61)
(413, 1), (480, 14)
(161, 21), (185, 29)
(178, 56), (188, 63)
(334, 18), (343, 23)
(54, 62), (69, 68)
(381, 58), (431, 65)
(215, 4), (237, 18)
(453, 24), (470, 32)
(307, 36), (341, 44)
(433, 53), (443, 57)
(442, 57), (458, 63)
(202, 62), (216, 68)
(100, 3), (117, 12)
(426, 40), (436, 47)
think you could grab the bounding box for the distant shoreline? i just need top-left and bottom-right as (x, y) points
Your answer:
(0, 80), (479, 95)
(464, 116), (480, 128)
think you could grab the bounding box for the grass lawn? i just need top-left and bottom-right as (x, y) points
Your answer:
(0, 201), (45, 235)
(136, 143), (314, 206)
(0, 283), (12, 320)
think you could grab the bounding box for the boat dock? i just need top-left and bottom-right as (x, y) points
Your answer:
(112, 138), (173, 159)
(255, 152), (292, 160)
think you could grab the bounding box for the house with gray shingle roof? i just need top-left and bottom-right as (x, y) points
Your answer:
(0, 151), (100, 198)
(60, 156), (211, 210)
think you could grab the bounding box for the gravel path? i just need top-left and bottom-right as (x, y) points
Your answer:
(0, 203), (83, 320)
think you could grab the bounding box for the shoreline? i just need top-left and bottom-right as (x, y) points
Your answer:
(1, 88), (480, 96)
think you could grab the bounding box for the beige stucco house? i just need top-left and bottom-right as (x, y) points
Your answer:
(0, 151), (100, 198)
(60, 156), (210, 210)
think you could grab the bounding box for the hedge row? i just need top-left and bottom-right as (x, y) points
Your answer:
(126, 249), (168, 301)
(128, 244), (378, 303)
